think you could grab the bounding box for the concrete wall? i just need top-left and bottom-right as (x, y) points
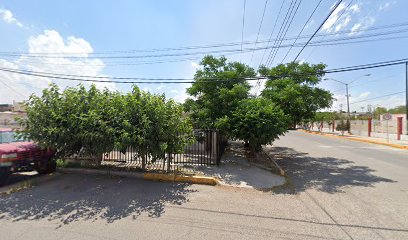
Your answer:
(0, 112), (26, 129)
(310, 117), (408, 141)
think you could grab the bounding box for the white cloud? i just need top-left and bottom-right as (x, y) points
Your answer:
(322, 2), (347, 32)
(349, 4), (360, 13)
(191, 61), (199, 68)
(334, 16), (351, 32)
(156, 84), (165, 90)
(173, 91), (189, 103)
(379, 1), (396, 11)
(351, 23), (362, 33)
(322, 3), (366, 33)
(357, 91), (370, 98)
(28, 30), (93, 56)
(169, 83), (191, 103)
(349, 17), (375, 35)
(0, 8), (23, 27)
(305, 19), (314, 30)
(0, 30), (114, 103)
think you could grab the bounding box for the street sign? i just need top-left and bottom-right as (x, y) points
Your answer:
(383, 113), (392, 121)
(383, 113), (392, 143)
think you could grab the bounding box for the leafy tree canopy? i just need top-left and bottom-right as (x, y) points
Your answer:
(260, 62), (333, 127)
(225, 98), (289, 153)
(185, 55), (256, 131)
(19, 84), (193, 166)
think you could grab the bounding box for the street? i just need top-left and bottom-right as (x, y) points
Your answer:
(1, 130), (407, 240)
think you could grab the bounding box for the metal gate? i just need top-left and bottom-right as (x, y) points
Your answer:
(102, 130), (227, 171)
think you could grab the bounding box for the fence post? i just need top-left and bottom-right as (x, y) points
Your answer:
(216, 131), (221, 165)
(397, 117), (403, 140)
(142, 154), (146, 170)
(166, 154), (171, 172)
(368, 117), (372, 137)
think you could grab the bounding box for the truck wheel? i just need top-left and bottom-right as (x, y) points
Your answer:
(36, 159), (57, 174)
(0, 168), (11, 186)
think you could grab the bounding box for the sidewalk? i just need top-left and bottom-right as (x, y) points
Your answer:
(187, 141), (285, 189)
(300, 129), (408, 149)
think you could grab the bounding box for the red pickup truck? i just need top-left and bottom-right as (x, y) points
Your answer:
(0, 128), (56, 186)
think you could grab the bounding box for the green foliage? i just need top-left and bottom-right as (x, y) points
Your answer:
(18, 84), (193, 166)
(388, 105), (406, 114)
(313, 112), (339, 125)
(335, 119), (349, 134)
(226, 98), (289, 153)
(184, 55), (256, 132)
(260, 62), (333, 127)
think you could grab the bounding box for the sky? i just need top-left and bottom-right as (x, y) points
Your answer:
(0, 0), (407, 112)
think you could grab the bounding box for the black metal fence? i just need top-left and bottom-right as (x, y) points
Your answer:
(102, 129), (227, 171)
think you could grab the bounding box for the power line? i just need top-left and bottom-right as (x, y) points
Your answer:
(249, 0), (269, 66)
(7, 28), (407, 69)
(0, 79), (26, 98)
(267, 0), (302, 67)
(1, 58), (408, 85)
(0, 24), (406, 62)
(258, 0), (287, 67)
(293, 0), (344, 62)
(241, 0), (247, 62)
(264, 0), (297, 67)
(1, 20), (407, 59)
(1, 32), (406, 73)
(304, 0), (353, 62)
(280, 0), (322, 63)
(350, 91), (406, 104)
(256, 0), (301, 95)
(254, 0), (287, 95)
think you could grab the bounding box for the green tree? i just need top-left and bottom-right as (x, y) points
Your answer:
(184, 55), (256, 133)
(373, 107), (387, 119)
(224, 98), (289, 154)
(19, 84), (193, 169)
(260, 62), (333, 128)
(336, 119), (349, 135)
(18, 84), (118, 165)
(389, 105), (406, 114)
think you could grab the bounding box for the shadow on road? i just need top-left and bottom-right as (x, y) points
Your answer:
(264, 146), (396, 194)
(0, 173), (194, 225)
(3, 172), (38, 186)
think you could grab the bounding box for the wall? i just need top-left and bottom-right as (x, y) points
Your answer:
(0, 112), (27, 129)
(309, 115), (408, 141)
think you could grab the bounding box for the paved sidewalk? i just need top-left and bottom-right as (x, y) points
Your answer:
(303, 129), (408, 147)
(187, 141), (285, 189)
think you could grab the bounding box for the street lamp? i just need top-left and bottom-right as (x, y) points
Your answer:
(324, 74), (371, 133)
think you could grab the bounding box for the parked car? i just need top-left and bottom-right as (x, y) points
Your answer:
(0, 128), (56, 186)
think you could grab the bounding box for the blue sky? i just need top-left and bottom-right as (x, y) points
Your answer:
(0, 0), (406, 112)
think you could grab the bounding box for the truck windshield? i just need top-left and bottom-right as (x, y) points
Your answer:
(0, 131), (24, 143)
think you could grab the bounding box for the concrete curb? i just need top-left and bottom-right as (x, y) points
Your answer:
(298, 129), (408, 150)
(260, 150), (285, 176)
(58, 168), (219, 186)
(0, 172), (59, 195)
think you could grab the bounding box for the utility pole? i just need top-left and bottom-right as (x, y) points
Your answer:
(406, 62), (408, 134)
(346, 83), (351, 133)
(324, 74), (371, 134)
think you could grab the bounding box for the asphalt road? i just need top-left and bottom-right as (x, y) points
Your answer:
(0, 131), (407, 240)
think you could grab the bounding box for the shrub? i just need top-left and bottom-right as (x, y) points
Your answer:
(18, 84), (193, 168)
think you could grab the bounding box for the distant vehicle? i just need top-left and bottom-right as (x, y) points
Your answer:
(0, 128), (56, 186)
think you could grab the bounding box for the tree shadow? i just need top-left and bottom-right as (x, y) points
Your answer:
(0, 174), (195, 225)
(264, 146), (396, 194)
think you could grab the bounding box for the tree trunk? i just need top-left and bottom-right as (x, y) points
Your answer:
(141, 154), (146, 170)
